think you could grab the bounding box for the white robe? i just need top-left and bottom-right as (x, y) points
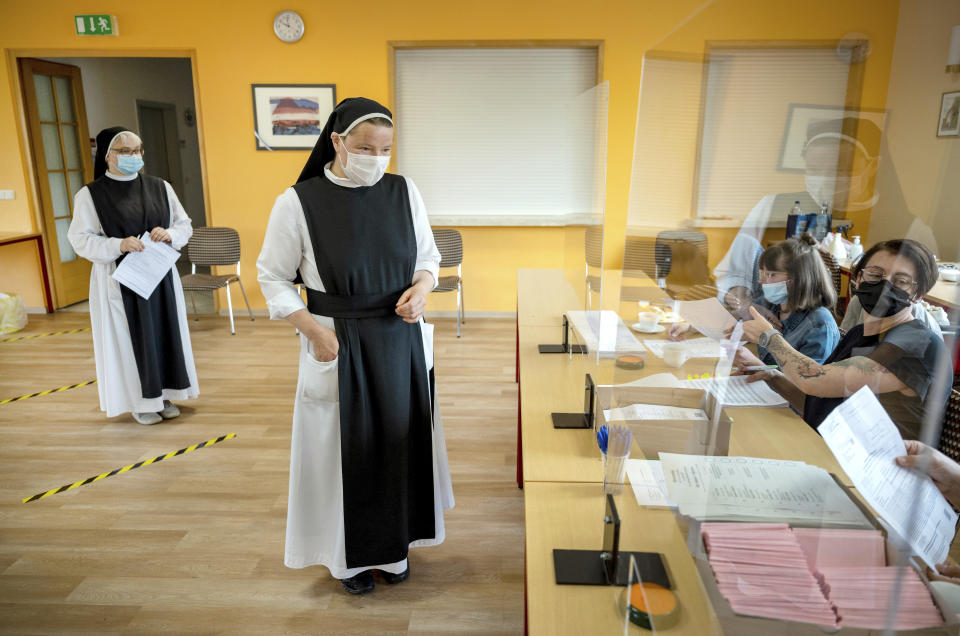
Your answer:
(257, 165), (453, 580)
(68, 171), (199, 417)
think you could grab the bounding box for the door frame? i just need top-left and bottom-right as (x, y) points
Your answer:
(6, 48), (211, 308)
(136, 99), (186, 199)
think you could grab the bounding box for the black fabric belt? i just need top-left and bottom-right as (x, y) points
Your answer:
(305, 287), (404, 319)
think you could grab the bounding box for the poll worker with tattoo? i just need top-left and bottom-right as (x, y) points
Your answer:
(737, 239), (951, 440)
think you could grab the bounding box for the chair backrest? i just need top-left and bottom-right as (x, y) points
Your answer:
(817, 249), (844, 319)
(655, 230), (710, 286)
(433, 229), (463, 268)
(584, 226), (603, 269)
(938, 389), (960, 464)
(187, 227), (241, 267)
(623, 236), (658, 280)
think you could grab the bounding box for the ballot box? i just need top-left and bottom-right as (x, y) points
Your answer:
(595, 386), (731, 458)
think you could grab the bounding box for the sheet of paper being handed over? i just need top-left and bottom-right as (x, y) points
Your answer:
(818, 386), (958, 569)
(111, 231), (181, 300)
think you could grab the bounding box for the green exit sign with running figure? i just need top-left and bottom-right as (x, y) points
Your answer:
(75, 15), (118, 36)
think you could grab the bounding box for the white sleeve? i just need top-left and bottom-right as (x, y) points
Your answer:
(67, 186), (124, 264)
(405, 177), (440, 289)
(257, 189), (309, 320)
(163, 182), (193, 250)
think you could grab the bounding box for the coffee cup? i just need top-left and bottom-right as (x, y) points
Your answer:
(663, 343), (687, 368)
(636, 312), (660, 330)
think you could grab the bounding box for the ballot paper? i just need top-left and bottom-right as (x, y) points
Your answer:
(603, 404), (708, 422)
(676, 298), (737, 341)
(642, 337), (725, 360)
(678, 375), (788, 408)
(111, 232), (181, 299)
(660, 453), (871, 528)
(702, 523), (944, 629)
(625, 459), (674, 508)
(566, 310), (643, 356)
(818, 386), (959, 570)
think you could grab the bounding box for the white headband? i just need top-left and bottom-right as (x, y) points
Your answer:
(804, 131), (872, 159)
(106, 131), (142, 152)
(337, 113), (393, 137)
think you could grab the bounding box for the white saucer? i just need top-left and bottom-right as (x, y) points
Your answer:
(632, 323), (666, 334)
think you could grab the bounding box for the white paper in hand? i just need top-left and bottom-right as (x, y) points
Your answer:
(818, 386), (958, 569)
(111, 232), (181, 300)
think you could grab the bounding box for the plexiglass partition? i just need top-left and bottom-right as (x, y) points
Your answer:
(602, 0), (960, 632)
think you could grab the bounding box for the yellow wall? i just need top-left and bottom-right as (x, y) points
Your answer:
(0, 0), (900, 312)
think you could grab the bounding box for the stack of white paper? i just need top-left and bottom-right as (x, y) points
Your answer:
(679, 375), (788, 408)
(818, 386), (959, 569)
(566, 310), (643, 356)
(642, 337), (726, 360)
(603, 404), (708, 422)
(660, 453), (872, 528)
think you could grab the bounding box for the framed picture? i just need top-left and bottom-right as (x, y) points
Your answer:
(251, 83), (336, 150)
(777, 104), (886, 171)
(937, 91), (960, 137)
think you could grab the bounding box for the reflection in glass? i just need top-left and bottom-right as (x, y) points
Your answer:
(53, 76), (75, 123)
(40, 124), (63, 170)
(61, 125), (81, 170)
(67, 171), (84, 201)
(33, 74), (56, 121)
(48, 171), (70, 218)
(55, 217), (76, 263)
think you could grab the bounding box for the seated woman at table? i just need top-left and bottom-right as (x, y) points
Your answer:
(732, 234), (840, 368)
(739, 238), (951, 440)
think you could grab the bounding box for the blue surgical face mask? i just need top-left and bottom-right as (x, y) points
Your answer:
(762, 280), (789, 305)
(116, 154), (144, 175)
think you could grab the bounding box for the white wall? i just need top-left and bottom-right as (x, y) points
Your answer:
(44, 57), (206, 229)
(869, 1), (960, 261)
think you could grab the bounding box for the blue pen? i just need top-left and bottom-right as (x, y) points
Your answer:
(596, 424), (608, 453)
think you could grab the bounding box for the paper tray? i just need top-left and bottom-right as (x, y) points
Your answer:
(685, 479), (960, 635)
(596, 386), (731, 457)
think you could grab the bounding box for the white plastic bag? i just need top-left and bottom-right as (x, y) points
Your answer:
(0, 292), (28, 334)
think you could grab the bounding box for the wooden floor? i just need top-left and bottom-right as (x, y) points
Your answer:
(0, 313), (523, 635)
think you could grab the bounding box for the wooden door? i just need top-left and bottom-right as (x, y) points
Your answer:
(19, 58), (95, 308)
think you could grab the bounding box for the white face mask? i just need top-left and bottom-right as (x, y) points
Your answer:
(336, 135), (389, 186)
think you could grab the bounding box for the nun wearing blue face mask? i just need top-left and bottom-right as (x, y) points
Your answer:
(256, 98), (452, 595)
(68, 127), (198, 426)
(733, 234), (840, 370)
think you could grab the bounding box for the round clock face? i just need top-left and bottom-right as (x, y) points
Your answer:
(274, 10), (304, 43)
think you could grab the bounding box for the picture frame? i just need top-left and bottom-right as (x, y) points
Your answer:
(777, 104), (886, 172)
(251, 83), (336, 150)
(937, 91), (960, 138)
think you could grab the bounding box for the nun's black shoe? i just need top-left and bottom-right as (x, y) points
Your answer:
(341, 570), (374, 594)
(379, 565), (410, 584)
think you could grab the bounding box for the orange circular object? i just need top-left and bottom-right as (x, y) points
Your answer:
(629, 582), (678, 615)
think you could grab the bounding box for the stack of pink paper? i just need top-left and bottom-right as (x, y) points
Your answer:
(702, 523), (945, 630)
(702, 522), (839, 626)
(819, 567), (944, 630)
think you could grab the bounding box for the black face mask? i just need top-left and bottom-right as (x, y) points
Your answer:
(852, 279), (913, 318)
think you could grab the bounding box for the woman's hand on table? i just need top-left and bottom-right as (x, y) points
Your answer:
(120, 236), (145, 253)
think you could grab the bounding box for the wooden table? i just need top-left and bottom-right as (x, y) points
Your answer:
(518, 268), (859, 635)
(524, 482), (722, 635)
(0, 231), (53, 313)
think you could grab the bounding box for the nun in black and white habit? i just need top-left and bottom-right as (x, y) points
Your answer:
(68, 127), (198, 425)
(257, 98), (453, 594)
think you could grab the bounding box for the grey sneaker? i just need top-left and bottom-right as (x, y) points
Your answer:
(159, 400), (180, 419)
(133, 411), (162, 425)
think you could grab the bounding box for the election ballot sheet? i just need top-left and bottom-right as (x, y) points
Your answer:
(625, 459), (674, 508)
(818, 386), (958, 569)
(679, 375), (788, 407)
(676, 297), (737, 342)
(111, 232), (181, 300)
(659, 453), (871, 528)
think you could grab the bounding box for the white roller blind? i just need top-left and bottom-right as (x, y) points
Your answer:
(696, 48), (850, 219)
(395, 48), (599, 224)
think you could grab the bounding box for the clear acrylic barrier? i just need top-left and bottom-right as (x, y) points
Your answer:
(605, 0), (960, 632)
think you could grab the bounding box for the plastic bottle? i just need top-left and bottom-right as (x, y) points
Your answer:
(788, 201), (806, 238)
(847, 236), (863, 262)
(830, 231), (847, 261)
(815, 203), (831, 242)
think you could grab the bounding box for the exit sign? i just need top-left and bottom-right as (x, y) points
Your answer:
(75, 15), (118, 36)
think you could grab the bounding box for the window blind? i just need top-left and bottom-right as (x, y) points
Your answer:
(395, 47), (600, 224)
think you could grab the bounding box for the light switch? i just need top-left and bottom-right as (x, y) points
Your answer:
(0, 190), (15, 200)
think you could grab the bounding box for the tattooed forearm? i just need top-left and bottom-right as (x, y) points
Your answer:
(765, 334), (827, 380)
(832, 357), (890, 374)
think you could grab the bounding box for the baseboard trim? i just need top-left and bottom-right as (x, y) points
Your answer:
(425, 311), (516, 319)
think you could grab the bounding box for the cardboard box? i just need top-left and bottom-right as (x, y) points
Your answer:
(596, 386), (731, 457)
(685, 478), (960, 635)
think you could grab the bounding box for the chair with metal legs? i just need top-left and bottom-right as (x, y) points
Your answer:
(432, 229), (465, 338)
(179, 227), (254, 335)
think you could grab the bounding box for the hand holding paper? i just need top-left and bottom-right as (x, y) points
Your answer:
(111, 231), (181, 300)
